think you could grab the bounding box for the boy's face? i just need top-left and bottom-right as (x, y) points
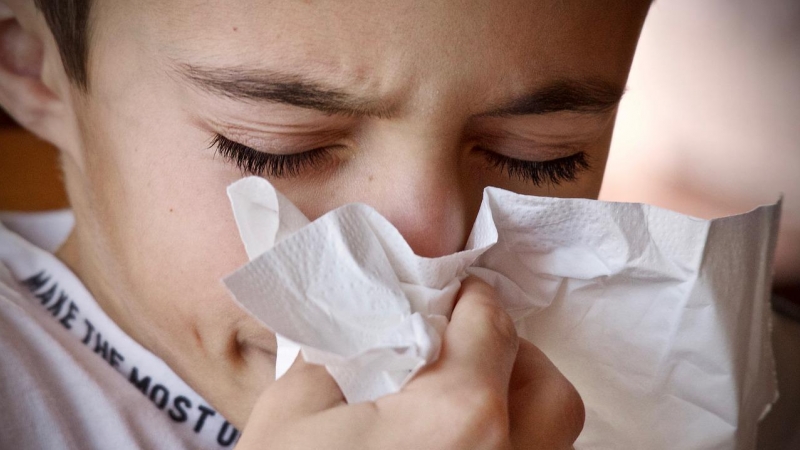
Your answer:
(50, 0), (649, 425)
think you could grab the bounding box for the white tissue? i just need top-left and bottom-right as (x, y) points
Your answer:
(223, 176), (780, 450)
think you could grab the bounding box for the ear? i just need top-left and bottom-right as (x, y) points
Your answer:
(0, 1), (80, 155)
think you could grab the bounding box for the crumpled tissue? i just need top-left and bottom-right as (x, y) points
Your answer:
(223, 176), (780, 450)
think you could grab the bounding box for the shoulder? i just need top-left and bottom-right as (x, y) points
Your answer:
(0, 266), (195, 450)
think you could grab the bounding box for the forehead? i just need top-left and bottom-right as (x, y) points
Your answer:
(89, 1), (647, 108)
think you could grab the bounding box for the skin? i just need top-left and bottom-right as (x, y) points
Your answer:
(0, 0), (649, 447)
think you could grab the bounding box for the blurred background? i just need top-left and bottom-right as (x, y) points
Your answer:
(0, 0), (798, 448)
(0, 112), (66, 211)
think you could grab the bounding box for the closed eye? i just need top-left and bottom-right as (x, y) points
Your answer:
(476, 147), (591, 187)
(211, 133), (591, 186)
(210, 134), (334, 178)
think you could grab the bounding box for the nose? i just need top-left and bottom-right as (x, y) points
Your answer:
(354, 145), (476, 258)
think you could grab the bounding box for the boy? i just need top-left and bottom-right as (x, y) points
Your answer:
(0, 1), (651, 448)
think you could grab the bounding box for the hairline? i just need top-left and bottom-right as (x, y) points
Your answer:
(35, 1), (653, 95)
(34, 0), (93, 91)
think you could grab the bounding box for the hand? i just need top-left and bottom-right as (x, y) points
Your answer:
(236, 277), (584, 449)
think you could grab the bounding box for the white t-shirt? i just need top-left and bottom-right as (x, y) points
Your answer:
(0, 211), (240, 449)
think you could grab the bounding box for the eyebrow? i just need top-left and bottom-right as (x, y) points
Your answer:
(176, 63), (394, 118)
(482, 79), (625, 117)
(176, 63), (623, 118)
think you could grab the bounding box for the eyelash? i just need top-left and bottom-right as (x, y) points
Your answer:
(211, 134), (591, 186)
(210, 134), (333, 178)
(477, 147), (591, 186)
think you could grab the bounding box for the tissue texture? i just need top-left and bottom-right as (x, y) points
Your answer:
(224, 176), (779, 450)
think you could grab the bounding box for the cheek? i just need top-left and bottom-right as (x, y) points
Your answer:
(79, 101), (250, 331)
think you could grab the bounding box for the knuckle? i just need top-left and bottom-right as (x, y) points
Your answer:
(467, 300), (518, 346)
(458, 278), (518, 347)
(490, 307), (518, 344)
(485, 304), (519, 351)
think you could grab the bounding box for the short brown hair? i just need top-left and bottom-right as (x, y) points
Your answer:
(34, 0), (92, 90)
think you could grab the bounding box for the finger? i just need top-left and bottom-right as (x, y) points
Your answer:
(425, 276), (519, 397)
(508, 339), (585, 449)
(395, 277), (518, 449)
